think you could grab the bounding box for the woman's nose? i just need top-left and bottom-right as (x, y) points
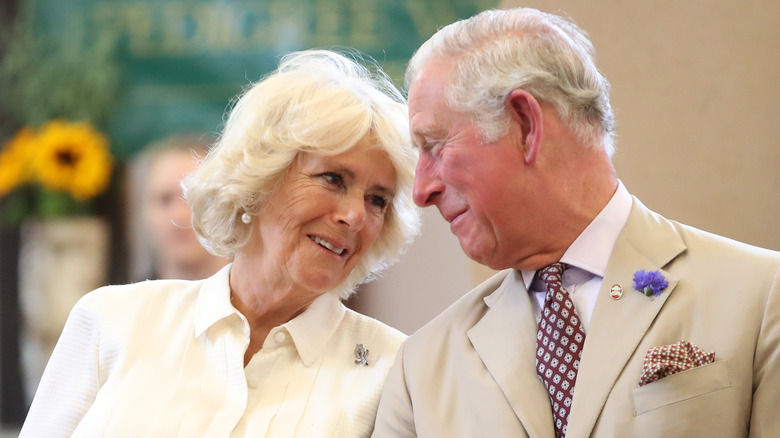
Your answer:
(335, 193), (366, 231)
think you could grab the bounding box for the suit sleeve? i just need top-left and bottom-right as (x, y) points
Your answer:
(750, 264), (780, 437)
(19, 292), (102, 437)
(372, 341), (417, 437)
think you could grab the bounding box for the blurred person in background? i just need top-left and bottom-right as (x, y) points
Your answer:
(21, 49), (420, 437)
(127, 133), (229, 282)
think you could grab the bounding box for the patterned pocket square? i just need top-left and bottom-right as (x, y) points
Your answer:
(638, 340), (715, 387)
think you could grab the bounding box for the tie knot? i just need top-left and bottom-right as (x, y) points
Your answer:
(538, 262), (567, 285)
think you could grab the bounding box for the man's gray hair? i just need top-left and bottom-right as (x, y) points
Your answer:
(406, 8), (616, 156)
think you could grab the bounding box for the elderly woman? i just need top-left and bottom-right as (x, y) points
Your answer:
(20, 50), (420, 437)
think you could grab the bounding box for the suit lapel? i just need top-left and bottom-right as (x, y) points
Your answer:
(567, 198), (686, 437)
(468, 270), (556, 438)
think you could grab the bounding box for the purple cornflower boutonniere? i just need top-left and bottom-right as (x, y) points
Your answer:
(633, 269), (669, 297)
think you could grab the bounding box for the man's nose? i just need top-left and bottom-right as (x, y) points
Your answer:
(412, 153), (444, 207)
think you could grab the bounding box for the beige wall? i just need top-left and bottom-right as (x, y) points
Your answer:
(502, 0), (780, 252)
(353, 0), (780, 334)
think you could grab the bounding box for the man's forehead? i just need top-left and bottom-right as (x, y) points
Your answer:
(408, 69), (448, 141)
(408, 59), (450, 99)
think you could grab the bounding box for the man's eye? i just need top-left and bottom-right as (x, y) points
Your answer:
(423, 141), (443, 157)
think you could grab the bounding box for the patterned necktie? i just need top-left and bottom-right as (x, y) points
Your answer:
(535, 263), (586, 438)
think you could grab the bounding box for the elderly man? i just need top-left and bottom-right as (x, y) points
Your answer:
(373, 7), (779, 438)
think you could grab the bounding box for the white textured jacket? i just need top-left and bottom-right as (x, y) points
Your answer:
(21, 264), (405, 437)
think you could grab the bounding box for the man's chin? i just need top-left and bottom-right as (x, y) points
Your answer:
(460, 243), (514, 271)
(460, 241), (493, 268)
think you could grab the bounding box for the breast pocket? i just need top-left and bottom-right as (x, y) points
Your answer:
(631, 360), (732, 415)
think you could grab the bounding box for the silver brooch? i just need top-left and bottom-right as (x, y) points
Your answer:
(354, 344), (369, 365)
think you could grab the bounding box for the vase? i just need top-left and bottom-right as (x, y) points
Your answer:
(17, 216), (109, 404)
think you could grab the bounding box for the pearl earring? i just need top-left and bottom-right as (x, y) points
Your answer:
(241, 212), (252, 224)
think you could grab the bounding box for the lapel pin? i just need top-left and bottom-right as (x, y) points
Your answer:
(609, 284), (623, 300)
(354, 344), (369, 366)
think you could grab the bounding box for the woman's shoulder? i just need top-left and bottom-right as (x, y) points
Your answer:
(74, 278), (206, 319)
(341, 307), (407, 351)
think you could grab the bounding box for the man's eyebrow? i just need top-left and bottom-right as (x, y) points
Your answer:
(412, 125), (440, 138)
(411, 125), (443, 149)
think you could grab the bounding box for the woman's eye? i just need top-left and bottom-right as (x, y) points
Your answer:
(153, 193), (176, 208)
(320, 172), (344, 187)
(368, 195), (389, 211)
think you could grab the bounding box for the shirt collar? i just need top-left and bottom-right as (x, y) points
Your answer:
(283, 292), (346, 367)
(194, 263), (238, 338)
(193, 265), (346, 366)
(521, 180), (632, 287)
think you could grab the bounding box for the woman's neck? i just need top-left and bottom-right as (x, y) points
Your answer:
(229, 256), (319, 366)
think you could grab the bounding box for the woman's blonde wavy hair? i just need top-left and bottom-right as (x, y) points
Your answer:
(183, 49), (420, 299)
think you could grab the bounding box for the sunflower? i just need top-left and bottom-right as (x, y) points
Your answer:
(30, 120), (113, 200)
(0, 127), (36, 196)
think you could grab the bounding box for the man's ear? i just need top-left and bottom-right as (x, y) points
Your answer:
(506, 89), (543, 164)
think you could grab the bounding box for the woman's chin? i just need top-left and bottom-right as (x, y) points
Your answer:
(294, 271), (346, 295)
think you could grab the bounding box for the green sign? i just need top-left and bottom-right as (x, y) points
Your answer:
(26, 0), (497, 158)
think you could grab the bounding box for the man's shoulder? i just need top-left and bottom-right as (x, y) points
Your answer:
(404, 269), (512, 348)
(673, 220), (779, 261)
(628, 197), (780, 266)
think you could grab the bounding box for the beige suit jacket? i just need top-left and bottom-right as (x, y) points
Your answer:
(373, 199), (780, 437)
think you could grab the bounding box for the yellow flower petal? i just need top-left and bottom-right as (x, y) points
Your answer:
(0, 127), (36, 196)
(30, 120), (113, 200)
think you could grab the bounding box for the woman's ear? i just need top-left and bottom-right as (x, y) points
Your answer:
(506, 89), (543, 165)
